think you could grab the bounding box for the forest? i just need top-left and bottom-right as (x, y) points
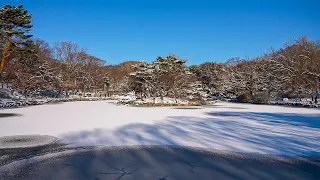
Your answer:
(1, 4), (320, 105)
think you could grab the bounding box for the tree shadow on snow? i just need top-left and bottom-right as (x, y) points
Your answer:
(61, 112), (320, 157)
(0, 113), (22, 118)
(208, 112), (320, 128)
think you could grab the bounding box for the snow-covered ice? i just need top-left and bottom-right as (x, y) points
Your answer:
(0, 101), (319, 156)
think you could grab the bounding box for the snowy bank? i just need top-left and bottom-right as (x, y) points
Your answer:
(115, 96), (214, 106)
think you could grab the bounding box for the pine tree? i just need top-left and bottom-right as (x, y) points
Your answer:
(0, 4), (32, 72)
(128, 54), (197, 103)
(129, 62), (154, 99)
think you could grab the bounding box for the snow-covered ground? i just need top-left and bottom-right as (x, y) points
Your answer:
(0, 101), (319, 156)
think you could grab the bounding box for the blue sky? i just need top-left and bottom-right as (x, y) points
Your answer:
(2, 0), (320, 65)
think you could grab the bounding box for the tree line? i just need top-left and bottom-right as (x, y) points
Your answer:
(1, 4), (319, 103)
(191, 37), (320, 103)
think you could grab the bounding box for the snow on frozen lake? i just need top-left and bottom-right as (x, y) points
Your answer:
(0, 101), (319, 156)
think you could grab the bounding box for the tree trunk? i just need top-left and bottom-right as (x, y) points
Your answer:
(0, 33), (12, 73)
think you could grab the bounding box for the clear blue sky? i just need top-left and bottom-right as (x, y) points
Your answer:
(3, 0), (320, 65)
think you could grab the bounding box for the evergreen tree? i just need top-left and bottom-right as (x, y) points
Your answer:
(129, 62), (154, 99)
(0, 4), (32, 72)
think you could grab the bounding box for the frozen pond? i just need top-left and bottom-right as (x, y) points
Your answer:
(0, 101), (319, 156)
